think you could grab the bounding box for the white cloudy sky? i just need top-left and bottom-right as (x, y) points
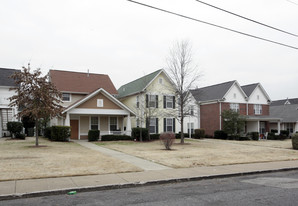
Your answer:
(1, 0), (297, 100)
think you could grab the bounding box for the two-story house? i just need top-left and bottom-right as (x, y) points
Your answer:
(0, 68), (20, 138)
(117, 69), (179, 134)
(269, 98), (298, 136)
(49, 70), (135, 140)
(190, 80), (281, 136)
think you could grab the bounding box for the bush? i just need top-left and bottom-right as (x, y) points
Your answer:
(267, 132), (276, 140)
(51, 126), (70, 141)
(271, 129), (278, 133)
(88, 130), (100, 141)
(16, 133), (26, 139)
(27, 127), (34, 137)
(175, 133), (188, 139)
(250, 132), (259, 141)
(194, 129), (205, 139)
(280, 130), (289, 137)
(292, 133), (298, 150)
(7, 121), (23, 138)
(205, 134), (213, 138)
(150, 134), (160, 140)
(101, 135), (132, 141)
(44, 127), (52, 139)
(131, 127), (149, 141)
(160, 132), (175, 150)
(214, 130), (227, 140)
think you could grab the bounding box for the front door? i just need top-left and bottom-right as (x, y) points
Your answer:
(260, 121), (266, 135)
(70, 120), (79, 140)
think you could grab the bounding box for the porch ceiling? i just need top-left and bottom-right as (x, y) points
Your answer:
(246, 116), (282, 122)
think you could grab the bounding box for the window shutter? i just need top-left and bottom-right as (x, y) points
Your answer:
(164, 96), (166, 108)
(146, 94), (148, 108)
(173, 96), (175, 109)
(156, 118), (159, 134)
(146, 117), (149, 129)
(164, 118), (166, 132)
(156, 95), (158, 108)
(173, 118), (176, 133)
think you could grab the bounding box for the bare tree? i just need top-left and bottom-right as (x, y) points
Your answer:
(9, 64), (63, 146)
(166, 40), (200, 144)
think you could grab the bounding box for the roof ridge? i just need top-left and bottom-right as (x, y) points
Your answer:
(50, 69), (108, 76)
(191, 80), (236, 91)
(241, 83), (259, 87)
(118, 69), (162, 88)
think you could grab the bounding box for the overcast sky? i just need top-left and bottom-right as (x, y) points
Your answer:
(1, 0), (297, 100)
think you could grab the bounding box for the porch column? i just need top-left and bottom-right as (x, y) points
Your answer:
(277, 121), (281, 134)
(295, 122), (298, 133)
(257, 120), (260, 139)
(0, 111), (2, 138)
(65, 112), (70, 126)
(126, 114), (132, 136)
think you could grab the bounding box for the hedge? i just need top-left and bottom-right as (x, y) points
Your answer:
(280, 130), (289, 137)
(194, 129), (205, 139)
(51, 126), (71, 142)
(7, 121), (23, 138)
(292, 133), (298, 150)
(101, 135), (132, 141)
(131, 127), (149, 141)
(88, 130), (100, 141)
(249, 132), (259, 141)
(44, 127), (52, 139)
(150, 134), (160, 140)
(214, 130), (227, 140)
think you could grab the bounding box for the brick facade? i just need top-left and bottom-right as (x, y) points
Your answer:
(200, 102), (270, 136)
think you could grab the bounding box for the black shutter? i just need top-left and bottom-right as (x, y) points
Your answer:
(173, 96), (175, 109)
(164, 118), (166, 132)
(173, 118), (176, 133)
(156, 95), (158, 108)
(164, 96), (166, 108)
(156, 118), (159, 134)
(146, 94), (148, 108)
(146, 117), (149, 129)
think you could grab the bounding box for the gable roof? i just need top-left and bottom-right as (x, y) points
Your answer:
(0, 68), (21, 87)
(49, 70), (118, 95)
(117, 69), (163, 99)
(190, 80), (236, 102)
(241, 83), (259, 97)
(62, 88), (135, 115)
(271, 98), (298, 106)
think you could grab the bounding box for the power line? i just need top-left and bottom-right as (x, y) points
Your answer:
(126, 0), (298, 50)
(286, 0), (298, 6)
(194, 0), (298, 37)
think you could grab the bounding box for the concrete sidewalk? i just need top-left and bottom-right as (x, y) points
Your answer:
(76, 141), (170, 170)
(1, 160), (298, 200)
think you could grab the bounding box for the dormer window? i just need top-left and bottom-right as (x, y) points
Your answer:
(233, 93), (236, 99)
(159, 78), (163, 84)
(62, 93), (71, 102)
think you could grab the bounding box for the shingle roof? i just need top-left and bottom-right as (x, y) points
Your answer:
(241, 83), (258, 97)
(117, 69), (162, 99)
(49, 70), (118, 95)
(271, 98), (298, 106)
(269, 104), (298, 122)
(190, 80), (236, 102)
(0, 68), (21, 87)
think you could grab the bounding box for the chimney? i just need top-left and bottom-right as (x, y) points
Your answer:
(87, 69), (89, 77)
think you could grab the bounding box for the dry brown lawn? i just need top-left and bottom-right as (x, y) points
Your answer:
(0, 137), (141, 181)
(97, 139), (298, 168)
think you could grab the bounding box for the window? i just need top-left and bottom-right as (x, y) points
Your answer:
(166, 96), (173, 108)
(110, 117), (117, 131)
(62, 93), (71, 102)
(136, 96), (139, 108)
(286, 123), (294, 133)
(91, 116), (98, 130)
(149, 118), (157, 134)
(159, 78), (163, 84)
(164, 118), (174, 132)
(254, 104), (262, 115)
(189, 105), (194, 116)
(187, 122), (194, 134)
(257, 95), (260, 100)
(230, 103), (239, 112)
(136, 118), (140, 127)
(97, 99), (103, 107)
(147, 94), (158, 108)
(233, 93), (236, 99)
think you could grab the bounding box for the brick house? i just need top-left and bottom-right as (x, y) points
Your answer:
(49, 70), (135, 140)
(190, 80), (281, 136)
(0, 68), (20, 138)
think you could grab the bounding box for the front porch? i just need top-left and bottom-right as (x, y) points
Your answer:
(64, 113), (132, 140)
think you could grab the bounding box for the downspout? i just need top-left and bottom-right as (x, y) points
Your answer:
(219, 101), (222, 130)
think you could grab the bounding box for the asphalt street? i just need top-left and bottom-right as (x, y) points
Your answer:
(2, 170), (298, 206)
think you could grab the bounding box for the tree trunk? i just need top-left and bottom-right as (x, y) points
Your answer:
(180, 117), (184, 144)
(35, 119), (39, 146)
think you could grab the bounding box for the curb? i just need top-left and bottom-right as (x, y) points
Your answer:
(1, 167), (298, 201)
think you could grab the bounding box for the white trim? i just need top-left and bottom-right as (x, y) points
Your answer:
(222, 80), (248, 101)
(70, 108), (130, 115)
(143, 69), (176, 92)
(62, 88), (135, 116)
